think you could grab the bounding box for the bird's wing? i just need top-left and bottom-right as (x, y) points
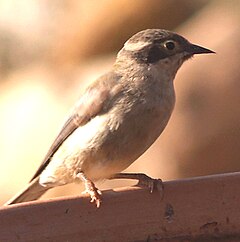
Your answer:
(30, 72), (122, 181)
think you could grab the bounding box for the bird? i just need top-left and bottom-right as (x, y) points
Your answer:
(5, 29), (214, 207)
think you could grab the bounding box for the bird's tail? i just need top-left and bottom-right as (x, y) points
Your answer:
(5, 177), (49, 205)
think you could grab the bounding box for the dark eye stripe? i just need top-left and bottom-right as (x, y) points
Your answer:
(147, 46), (168, 63)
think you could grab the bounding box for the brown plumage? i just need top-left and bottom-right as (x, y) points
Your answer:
(5, 29), (214, 207)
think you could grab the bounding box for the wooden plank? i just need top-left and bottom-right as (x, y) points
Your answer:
(0, 172), (240, 242)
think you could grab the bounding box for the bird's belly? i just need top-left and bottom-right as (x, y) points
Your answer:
(84, 100), (174, 180)
(39, 98), (174, 185)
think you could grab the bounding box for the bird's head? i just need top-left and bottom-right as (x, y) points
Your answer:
(116, 29), (214, 76)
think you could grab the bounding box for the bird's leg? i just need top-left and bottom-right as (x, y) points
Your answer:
(110, 173), (163, 193)
(76, 172), (102, 208)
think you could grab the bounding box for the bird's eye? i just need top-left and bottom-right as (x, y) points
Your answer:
(164, 41), (176, 51)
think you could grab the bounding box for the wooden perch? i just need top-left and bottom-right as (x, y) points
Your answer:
(0, 172), (240, 242)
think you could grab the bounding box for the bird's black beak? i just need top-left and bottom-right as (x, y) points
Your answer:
(187, 43), (215, 55)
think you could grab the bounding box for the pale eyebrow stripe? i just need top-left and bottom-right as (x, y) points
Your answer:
(124, 41), (150, 51)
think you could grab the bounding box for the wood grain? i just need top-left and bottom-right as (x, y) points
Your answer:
(1, 172), (240, 242)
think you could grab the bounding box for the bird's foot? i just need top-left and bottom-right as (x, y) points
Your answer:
(82, 183), (102, 208)
(110, 173), (163, 194)
(136, 174), (163, 193)
(77, 172), (102, 207)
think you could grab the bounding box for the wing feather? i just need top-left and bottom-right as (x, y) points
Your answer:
(30, 72), (121, 181)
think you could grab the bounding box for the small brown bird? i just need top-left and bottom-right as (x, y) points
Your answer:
(5, 29), (214, 207)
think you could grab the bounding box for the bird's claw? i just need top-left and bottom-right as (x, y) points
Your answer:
(82, 183), (102, 208)
(111, 172), (164, 195)
(136, 175), (163, 193)
(77, 171), (102, 207)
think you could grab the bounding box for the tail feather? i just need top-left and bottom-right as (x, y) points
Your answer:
(5, 177), (49, 205)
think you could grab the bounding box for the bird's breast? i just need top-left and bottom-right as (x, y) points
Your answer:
(95, 80), (176, 169)
(41, 79), (176, 183)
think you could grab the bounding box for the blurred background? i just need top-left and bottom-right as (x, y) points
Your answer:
(1, 0), (240, 205)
